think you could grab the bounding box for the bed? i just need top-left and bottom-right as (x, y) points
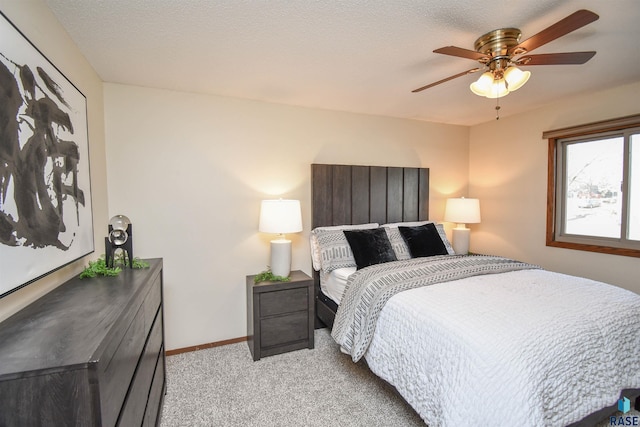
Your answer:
(310, 163), (640, 427)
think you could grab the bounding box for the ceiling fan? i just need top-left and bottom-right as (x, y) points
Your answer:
(412, 9), (599, 100)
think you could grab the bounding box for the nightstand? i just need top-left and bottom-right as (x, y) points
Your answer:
(246, 270), (314, 361)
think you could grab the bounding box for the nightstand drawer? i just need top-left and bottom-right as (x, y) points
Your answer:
(259, 287), (308, 317)
(261, 311), (309, 347)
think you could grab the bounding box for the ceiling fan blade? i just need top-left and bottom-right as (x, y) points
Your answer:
(509, 9), (599, 55)
(412, 68), (480, 93)
(433, 46), (489, 62)
(516, 51), (596, 66)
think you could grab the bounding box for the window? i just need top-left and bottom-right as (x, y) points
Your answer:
(545, 114), (640, 258)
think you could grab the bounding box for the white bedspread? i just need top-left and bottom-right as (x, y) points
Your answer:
(363, 269), (640, 427)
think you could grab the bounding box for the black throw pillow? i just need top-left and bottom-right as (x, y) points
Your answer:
(343, 228), (397, 269)
(398, 223), (448, 258)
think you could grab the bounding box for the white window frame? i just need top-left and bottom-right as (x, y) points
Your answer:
(545, 114), (640, 258)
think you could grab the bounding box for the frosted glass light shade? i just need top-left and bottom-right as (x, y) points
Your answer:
(469, 72), (494, 96)
(259, 199), (303, 234)
(504, 67), (531, 92)
(444, 198), (481, 224)
(486, 79), (508, 99)
(470, 67), (530, 98)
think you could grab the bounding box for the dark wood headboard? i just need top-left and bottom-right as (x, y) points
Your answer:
(312, 164), (429, 228)
(311, 164), (430, 327)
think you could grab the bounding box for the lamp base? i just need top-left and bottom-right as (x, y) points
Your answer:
(451, 227), (471, 255)
(270, 239), (292, 277)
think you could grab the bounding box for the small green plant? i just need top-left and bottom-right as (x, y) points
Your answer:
(79, 251), (150, 279)
(254, 269), (290, 283)
(79, 257), (121, 279)
(113, 251), (150, 269)
(129, 257), (150, 269)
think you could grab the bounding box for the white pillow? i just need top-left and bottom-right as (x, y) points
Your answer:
(382, 221), (455, 259)
(383, 221), (433, 228)
(310, 223), (379, 272)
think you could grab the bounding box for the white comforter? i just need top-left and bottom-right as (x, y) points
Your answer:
(363, 269), (640, 427)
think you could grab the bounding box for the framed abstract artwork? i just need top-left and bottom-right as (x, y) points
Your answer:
(0, 12), (94, 298)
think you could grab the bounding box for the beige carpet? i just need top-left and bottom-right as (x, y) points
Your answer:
(160, 328), (638, 426)
(160, 328), (423, 426)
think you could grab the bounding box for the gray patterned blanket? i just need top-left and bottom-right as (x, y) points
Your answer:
(331, 255), (538, 361)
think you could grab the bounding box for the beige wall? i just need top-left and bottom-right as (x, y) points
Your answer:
(103, 83), (469, 350)
(0, 1), (108, 321)
(469, 81), (640, 293)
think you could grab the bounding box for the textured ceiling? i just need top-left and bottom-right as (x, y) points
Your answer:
(44, 0), (640, 126)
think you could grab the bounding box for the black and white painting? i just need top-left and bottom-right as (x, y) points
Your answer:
(0, 12), (94, 298)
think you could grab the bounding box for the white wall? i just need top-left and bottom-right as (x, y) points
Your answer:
(103, 83), (469, 350)
(0, 1), (108, 321)
(469, 81), (640, 293)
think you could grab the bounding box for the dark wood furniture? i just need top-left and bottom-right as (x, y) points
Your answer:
(247, 270), (314, 361)
(0, 258), (165, 427)
(311, 163), (430, 328)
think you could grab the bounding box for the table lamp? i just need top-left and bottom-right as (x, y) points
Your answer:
(444, 198), (481, 255)
(259, 199), (303, 277)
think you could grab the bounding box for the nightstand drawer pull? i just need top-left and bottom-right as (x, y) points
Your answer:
(259, 287), (308, 317)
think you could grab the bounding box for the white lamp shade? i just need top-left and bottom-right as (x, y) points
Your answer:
(259, 199), (303, 234)
(444, 198), (481, 224)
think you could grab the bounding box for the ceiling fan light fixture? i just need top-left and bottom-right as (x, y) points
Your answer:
(469, 72), (494, 96)
(470, 65), (530, 98)
(504, 66), (531, 92)
(470, 73), (508, 98)
(416, 9), (598, 105)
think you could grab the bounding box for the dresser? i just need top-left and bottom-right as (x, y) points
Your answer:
(0, 258), (165, 427)
(246, 270), (314, 361)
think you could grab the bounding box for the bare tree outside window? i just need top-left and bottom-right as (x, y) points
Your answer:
(564, 137), (623, 238)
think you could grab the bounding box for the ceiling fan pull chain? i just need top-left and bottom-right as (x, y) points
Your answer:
(495, 97), (501, 120)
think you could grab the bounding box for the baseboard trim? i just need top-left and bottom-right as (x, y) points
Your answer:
(165, 336), (248, 356)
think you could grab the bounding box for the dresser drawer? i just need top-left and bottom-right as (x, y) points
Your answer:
(259, 287), (308, 317)
(100, 278), (162, 427)
(143, 273), (162, 329)
(260, 311), (308, 348)
(118, 309), (163, 426)
(143, 345), (165, 427)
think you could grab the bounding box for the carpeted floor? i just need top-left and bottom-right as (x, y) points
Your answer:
(160, 328), (638, 427)
(160, 328), (423, 426)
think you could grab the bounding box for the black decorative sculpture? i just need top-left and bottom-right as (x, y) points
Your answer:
(105, 215), (133, 268)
